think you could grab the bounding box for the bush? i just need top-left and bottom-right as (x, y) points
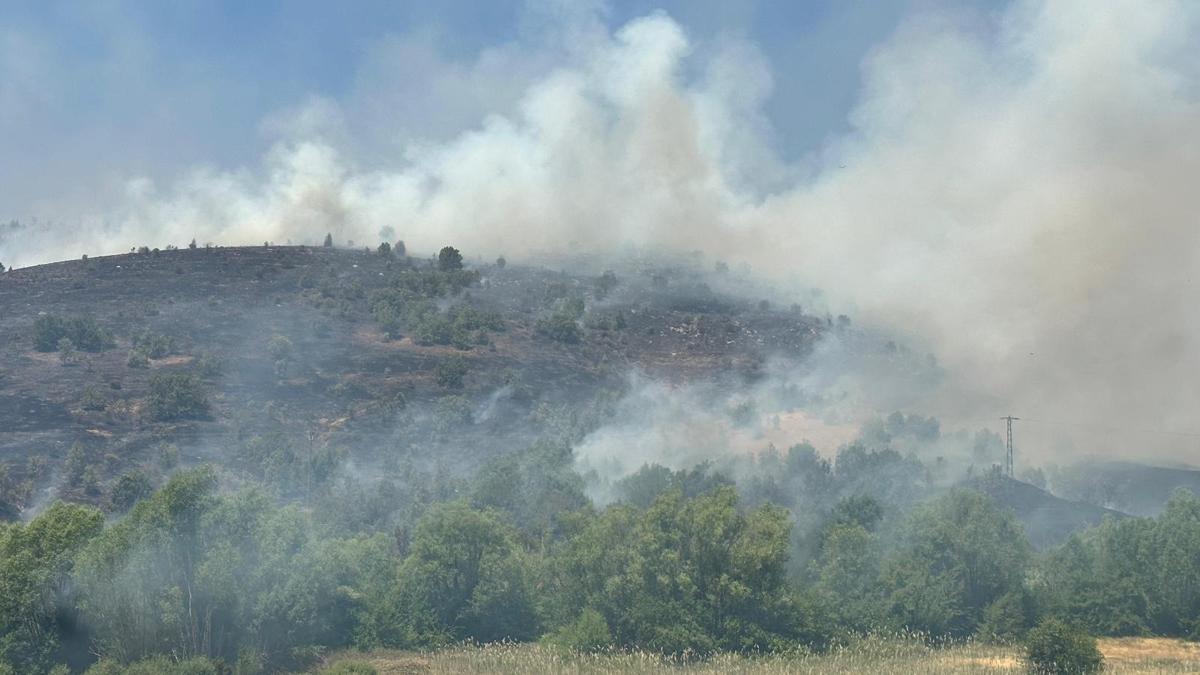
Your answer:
(132, 332), (175, 359)
(147, 372), (210, 420)
(1024, 618), (1103, 674)
(57, 337), (77, 365)
(434, 357), (469, 389)
(323, 232), (333, 247)
(536, 312), (581, 343)
(127, 351), (150, 369)
(377, 241), (392, 257)
(33, 315), (114, 352)
(549, 608), (612, 652)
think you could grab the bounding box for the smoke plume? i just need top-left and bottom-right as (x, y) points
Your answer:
(5, 0), (1200, 461)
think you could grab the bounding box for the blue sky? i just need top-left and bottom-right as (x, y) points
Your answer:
(0, 0), (1005, 220)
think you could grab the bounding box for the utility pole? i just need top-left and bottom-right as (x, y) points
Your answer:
(1001, 416), (1019, 477)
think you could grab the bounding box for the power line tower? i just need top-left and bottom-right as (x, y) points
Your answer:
(1001, 416), (1019, 477)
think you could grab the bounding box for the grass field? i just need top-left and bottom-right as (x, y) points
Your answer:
(318, 636), (1200, 674)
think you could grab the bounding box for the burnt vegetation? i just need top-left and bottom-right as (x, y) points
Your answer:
(0, 243), (1197, 673)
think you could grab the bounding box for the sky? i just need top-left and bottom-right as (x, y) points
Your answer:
(0, 0), (981, 222)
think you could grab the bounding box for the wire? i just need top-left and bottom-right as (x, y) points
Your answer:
(1017, 416), (1200, 440)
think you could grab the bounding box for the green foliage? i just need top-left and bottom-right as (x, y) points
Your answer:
(109, 470), (153, 513)
(535, 311), (581, 344)
(548, 608), (612, 652)
(393, 502), (538, 645)
(1024, 618), (1103, 674)
(370, 284), (496, 347)
(542, 487), (801, 656)
(126, 350), (150, 369)
(0, 502), (104, 673)
(1032, 490), (1200, 637)
(75, 468), (393, 669)
(614, 462), (734, 509)
(978, 590), (1035, 643)
(131, 332), (176, 359)
(33, 315), (114, 352)
(881, 489), (1030, 637)
(148, 372), (210, 420)
(57, 337), (77, 364)
(471, 440), (588, 534)
(434, 357), (469, 389)
(193, 352), (224, 378)
(437, 246), (463, 271)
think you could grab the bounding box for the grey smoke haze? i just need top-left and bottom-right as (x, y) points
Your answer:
(5, 0), (1200, 462)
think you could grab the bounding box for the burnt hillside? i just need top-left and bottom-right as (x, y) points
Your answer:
(0, 245), (825, 516)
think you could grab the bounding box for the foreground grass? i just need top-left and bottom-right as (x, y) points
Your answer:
(319, 636), (1200, 674)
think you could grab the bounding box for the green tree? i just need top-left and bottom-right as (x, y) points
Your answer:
(881, 490), (1031, 636)
(437, 246), (463, 271)
(109, 471), (153, 514)
(396, 502), (538, 644)
(0, 502), (104, 673)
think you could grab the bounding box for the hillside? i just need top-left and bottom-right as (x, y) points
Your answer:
(1053, 460), (1200, 517)
(970, 474), (1129, 549)
(0, 244), (824, 516)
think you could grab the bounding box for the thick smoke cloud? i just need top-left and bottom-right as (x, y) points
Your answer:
(6, 0), (1200, 461)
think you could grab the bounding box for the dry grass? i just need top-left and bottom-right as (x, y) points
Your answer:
(318, 636), (1200, 674)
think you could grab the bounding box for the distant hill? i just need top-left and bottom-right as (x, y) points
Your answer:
(970, 474), (1128, 549)
(1051, 460), (1200, 517)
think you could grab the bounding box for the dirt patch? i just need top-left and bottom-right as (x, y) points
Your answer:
(1099, 637), (1200, 665)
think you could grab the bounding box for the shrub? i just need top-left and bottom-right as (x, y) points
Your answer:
(1024, 618), (1103, 674)
(194, 352), (225, 377)
(127, 351), (150, 369)
(267, 334), (294, 362)
(80, 385), (108, 411)
(438, 246), (463, 271)
(395, 240), (406, 257)
(33, 315), (114, 352)
(377, 241), (392, 257)
(147, 372), (210, 421)
(536, 312), (581, 343)
(434, 357), (469, 389)
(132, 331), (175, 359)
(323, 233), (333, 247)
(549, 608), (612, 652)
(595, 270), (618, 298)
(495, 255), (506, 269)
(57, 337), (77, 365)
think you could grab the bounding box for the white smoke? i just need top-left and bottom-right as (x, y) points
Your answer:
(6, 0), (1200, 461)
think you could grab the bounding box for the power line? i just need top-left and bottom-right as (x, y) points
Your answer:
(1018, 417), (1200, 440)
